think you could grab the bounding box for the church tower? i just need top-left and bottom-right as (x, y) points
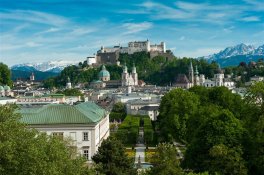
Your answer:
(188, 61), (194, 86)
(131, 63), (138, 86)
(66, 77), (72, 89)
(214, 64), (224, 86)
(122, 63), (129, 86)
(194, 65), (200, 86)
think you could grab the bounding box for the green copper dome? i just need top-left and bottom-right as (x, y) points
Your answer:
(4, 85), (10, 91)
(98, 65), (110, 78)
(0, 86), (4, 91)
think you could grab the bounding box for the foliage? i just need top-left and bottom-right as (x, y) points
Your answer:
(109, 102), (126, 122)
(0, 62), (12, 87)
(147, 143), (184, 175)
(57, 88), (83, 96)
(92, 136), (136, 175)
(158, 88), (199, 142)
(115, 115), (140, 145)
(243, 82), (264, 174)
(142, 116), (154, 144)
(183, 109), (247, 174)
(158, 85), (264, 174)
(0, 104), (94, 175)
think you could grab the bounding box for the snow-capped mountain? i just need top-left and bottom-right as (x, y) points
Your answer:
(12, 60), (79, 73)
(201, 44), (264, 67)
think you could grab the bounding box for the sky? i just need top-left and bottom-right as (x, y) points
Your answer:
(0, 0), (264, 66)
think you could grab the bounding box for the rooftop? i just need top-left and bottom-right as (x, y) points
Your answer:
(19, 102), (106, 125)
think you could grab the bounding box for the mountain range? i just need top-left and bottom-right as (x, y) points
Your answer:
(201, 43), (264, 67)
(11, 60), (79, 81)
(11, 60), (79, 73)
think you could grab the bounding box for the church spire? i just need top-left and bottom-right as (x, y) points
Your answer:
(132, 62), (136, 73)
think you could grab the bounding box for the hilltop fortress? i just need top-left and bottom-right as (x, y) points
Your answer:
(88, 40), (174, 65)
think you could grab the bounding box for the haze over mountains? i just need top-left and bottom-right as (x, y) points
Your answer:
(202, 43), (264, 67)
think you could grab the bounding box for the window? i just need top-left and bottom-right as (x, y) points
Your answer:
(83, 149), (89, 160)
(52, 132), (63, 139)
(83, 132), (89, 141)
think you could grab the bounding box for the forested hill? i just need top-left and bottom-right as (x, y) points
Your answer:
(43, 52), (222, 88)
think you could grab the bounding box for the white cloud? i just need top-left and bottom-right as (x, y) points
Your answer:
(70, 27), (96, 36)
(122, 22), (153, 34)
(241, 16), (260, 22)
(25, 42), (42, 47)
(0, 10), (68, 26)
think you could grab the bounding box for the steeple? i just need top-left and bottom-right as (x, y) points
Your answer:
(132, 62), (136, 73)
(123, 62), (128, 73)
(195, 65), (199, 75)
(188, 61), (194, 84)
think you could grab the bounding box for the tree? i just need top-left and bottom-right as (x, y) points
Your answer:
(0, 104), (94, 175)
(183, 109), (247, 174)
(159, 88), (199, 142)
(0, 62), (12, 86)
(92, 136), (136, 175)
(243, 82), (264, 174)
(147, 143), (184, 175)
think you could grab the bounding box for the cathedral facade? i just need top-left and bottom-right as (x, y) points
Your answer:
(122, 63), (138, 86)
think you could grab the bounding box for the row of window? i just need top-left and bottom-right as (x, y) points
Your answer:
(52, 132), (89, 141)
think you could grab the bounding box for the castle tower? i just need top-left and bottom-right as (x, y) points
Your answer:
(66, 77), (72, 89)
(161, 42), (166, 53)
(214, 64), (224, 86)
(188, 61), (194, 86)
(194, 65), (200, 86)
(131, 63), (138, 86)
(122, 63), (129, 86)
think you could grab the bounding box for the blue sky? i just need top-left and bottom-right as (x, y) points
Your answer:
(0, 0), (263, 66)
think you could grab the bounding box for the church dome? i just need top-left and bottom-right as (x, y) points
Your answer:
(98, 65), (110, 78)
(4, 85), (10, 91)
(0, 86), (4, 91)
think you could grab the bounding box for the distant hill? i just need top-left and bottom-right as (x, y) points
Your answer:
(11, 70), (59, 81)
(201, 43), (264, 67)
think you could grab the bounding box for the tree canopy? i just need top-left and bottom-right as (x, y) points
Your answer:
(92, 136), (136, 175)
(0, 62), (12, 86)
(0, 104), (94, 175)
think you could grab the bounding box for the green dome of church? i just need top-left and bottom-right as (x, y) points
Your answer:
(4, 85), (10, 91)
(98, 65), (110, 78)
(0, 86), (4, 91)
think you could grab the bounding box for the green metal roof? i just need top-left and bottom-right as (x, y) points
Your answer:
(98, 65), (110, 77)
(0, 86), (4, 91)
(19, 102), (106, 125)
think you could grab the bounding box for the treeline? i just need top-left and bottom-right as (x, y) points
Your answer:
(225, 59), (264, 86)
(157, 83), (264, 175)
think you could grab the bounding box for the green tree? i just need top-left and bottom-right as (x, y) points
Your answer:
(0, 104), (94, 175)
(92, 136), (136, 175)
(243, 82), (264, 174)
(147, 143), (184, 175)
(0, 62), (12, 86)
(159, 88), (199, 142)
(183, 109), (247, 174)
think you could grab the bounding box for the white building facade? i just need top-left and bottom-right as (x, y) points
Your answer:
(20, 102), (110, 161)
